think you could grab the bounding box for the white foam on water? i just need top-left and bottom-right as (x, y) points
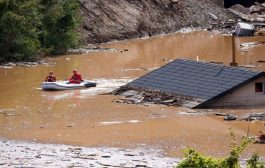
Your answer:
(123, 68), (143, 72)
(0, 109), (15, 113)
(41, 92), (75, 100)
(177, 111), (205, 115)
(127, 120), (141, 123)
(40, 78), (133, 100)
(99, 120), (141, 126)
(53, 92), (75, 100)
(79, 78), (133, 96)
(99, 121), (124, 125)
(0, 66), (13, 69)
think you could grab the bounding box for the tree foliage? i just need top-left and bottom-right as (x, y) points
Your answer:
(40, 0), (81, 54)
(247, 153), (265, 168)
(176, 131), (265, 168)
(0, 0), (81, 63)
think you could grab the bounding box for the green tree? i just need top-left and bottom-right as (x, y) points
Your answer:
(0, 0), (81, 63)
(0, 0), (42, 62)
(247, 153), (265, 168)
(40, 0), (81, 54)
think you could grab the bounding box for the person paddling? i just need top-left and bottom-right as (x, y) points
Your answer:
(45, 71), (56, 82)
(69, 70), (82, 84)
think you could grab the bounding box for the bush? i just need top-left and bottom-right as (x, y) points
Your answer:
(176, 148), (224, 168)
(176, 131), (265, 168)
(247, 153), (265, 168)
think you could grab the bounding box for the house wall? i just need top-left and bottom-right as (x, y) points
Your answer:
(208, 77), (265, 108)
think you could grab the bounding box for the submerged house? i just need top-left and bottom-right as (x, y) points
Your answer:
(119, 59), (265, 108)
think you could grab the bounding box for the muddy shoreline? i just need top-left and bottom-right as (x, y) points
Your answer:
(0, 46), (119, 67)
(0, 138), (180, 167)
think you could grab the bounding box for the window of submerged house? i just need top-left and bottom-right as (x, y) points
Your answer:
(255, 82), (263, 93)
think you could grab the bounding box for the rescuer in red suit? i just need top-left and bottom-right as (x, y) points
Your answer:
(69, 70), (83, 84)
(45, 71), (56, 82)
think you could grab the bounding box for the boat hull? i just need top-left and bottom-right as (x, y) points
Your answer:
(41, 80), (96, 91)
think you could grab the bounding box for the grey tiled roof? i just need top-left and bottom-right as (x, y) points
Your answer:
(127, 59), (263, 102)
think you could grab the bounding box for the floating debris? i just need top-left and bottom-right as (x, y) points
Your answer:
(120, 49), (129, 53)
(0, 60), (55, 68)
(240, 113), (265, 121)
(215, 112), (227, 116)
(224, 114), (239, 121)
(113, 88), (201, 108)
(234, 22), (255, 36)
(240, 41), (265, 50)
(222, 113), (265, 121)
(67, 47), (117, 55)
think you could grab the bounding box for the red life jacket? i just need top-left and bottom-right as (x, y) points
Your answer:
(69, 73), (82, 83)
(46, 75), (56, 82)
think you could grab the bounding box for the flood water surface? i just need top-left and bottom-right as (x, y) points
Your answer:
(0, 31), (265, 157)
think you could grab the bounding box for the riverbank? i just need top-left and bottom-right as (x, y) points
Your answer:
(0, 139), (180, 167)
(0, 45), (118, 67)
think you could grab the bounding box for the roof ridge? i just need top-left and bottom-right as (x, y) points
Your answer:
(176, 58), (261, 73)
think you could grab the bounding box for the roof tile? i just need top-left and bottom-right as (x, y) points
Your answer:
(127, 59), (261, 100)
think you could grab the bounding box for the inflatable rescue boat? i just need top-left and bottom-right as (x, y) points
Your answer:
(42, 80), (96, 91)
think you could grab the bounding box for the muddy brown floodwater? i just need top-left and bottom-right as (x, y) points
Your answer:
(0, 31), (264, 158)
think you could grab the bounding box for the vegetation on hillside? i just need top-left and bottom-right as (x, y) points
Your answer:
(0, 0), (81, 63)
(176, 131), (265, 168)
